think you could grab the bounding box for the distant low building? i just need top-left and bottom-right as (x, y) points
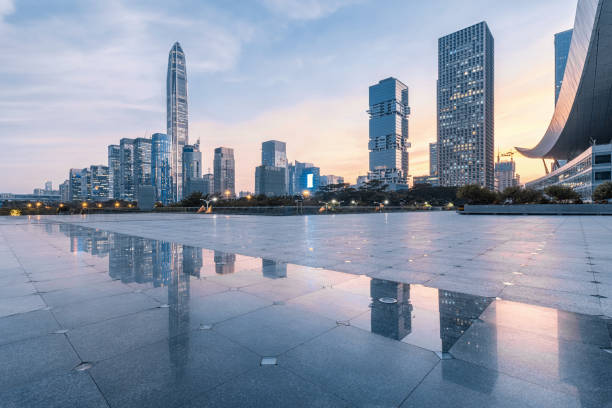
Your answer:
(320, 175), (345, 187)
(413, 175), (439, 187)
(494, 156), (520, 192)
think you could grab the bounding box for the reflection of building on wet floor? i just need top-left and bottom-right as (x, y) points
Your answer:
(214, 251), (236, 275)
(262, 259), (287, 279)
(370, 279), (412, 340)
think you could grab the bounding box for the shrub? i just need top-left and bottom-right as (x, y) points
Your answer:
(543, 185), (580, 203)
(501, 186), (544, 204)
(593, 182), (612, 202)
(456, 184), (498, 204)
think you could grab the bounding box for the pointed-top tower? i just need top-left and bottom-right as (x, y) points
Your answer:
(167, 42), (189, 202)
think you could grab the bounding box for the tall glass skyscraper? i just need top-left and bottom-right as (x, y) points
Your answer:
(367, 78), (410, 188)
(167, 42), (189, 202)
(437, 22), (494, 190)
(119, 138), (135, 201)
(429, 142), (438, 177)
(134, 138), (152, 190)
(108, 145), (121, 199)
(152, 133), (171, 204)
(213, 147), (235, 197)
(261, 140), (288, 168)
(555, 29), (573, 105)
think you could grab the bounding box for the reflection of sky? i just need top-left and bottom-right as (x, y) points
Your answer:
(0, 0), (578, 192)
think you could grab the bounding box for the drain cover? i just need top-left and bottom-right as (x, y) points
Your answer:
(159, 304), (170, 308)
(378, 297), (397, 304)
(52, 329), (68, 334)
(74, 362), (93, 371)
(261, 357), (277, 366)
(273, 301), (285, 306)
(199, 324), (212, 330)
(336, 320), (351, 326)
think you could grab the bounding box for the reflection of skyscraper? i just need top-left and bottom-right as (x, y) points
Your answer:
(555, 29), (573, 105)
(183, 246), (203, 278)
(214, 251), (236, 274)
(369, 279), (412, 340)
(119, 138), (135, 201)
(438, 289), (492, 353)
(167, 42), (189, 202)
(262, 259), (287, 279)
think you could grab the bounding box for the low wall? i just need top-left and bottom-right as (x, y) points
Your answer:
(154, 206), (446, 216)
(462, 204), (612, 215)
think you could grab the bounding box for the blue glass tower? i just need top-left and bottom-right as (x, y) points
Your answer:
(555, 29), (573, 105)
(152, 133), (172, 204)
(367, 78), (410, 187)
(167, 42), (189, 202)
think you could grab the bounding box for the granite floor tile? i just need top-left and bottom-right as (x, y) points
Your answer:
(0, 309), (60, 346)
(0, 334), (80, 389)
(90, 330), (259, 408)
(185, 366), (350, 408)
(282, 326), (439, 407)
(0, 293), (46, 318)
(215, 304), (337, 356)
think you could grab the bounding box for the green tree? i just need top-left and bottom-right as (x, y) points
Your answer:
(501, 186), (544, 204)
(544, 185), (580, 203)
(593, 182), (612, 202)
(456, 184), (498, 205)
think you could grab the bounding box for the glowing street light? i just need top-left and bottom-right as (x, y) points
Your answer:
(27, 203), (32, 208)
(97, 203), (102, 208)
(246, 195), (252, 200)
(114, 202), (120, 208)
(224, 190), (231, 199)
(36, 202), (42, 208)
(302, 190), (311, 198)
(82, 202), (88, 208)
(384, 200), (389, 205)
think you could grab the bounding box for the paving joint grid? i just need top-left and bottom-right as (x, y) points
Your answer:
(1, 226), (112, 406)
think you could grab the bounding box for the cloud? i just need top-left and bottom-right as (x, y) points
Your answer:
(0, 0), (13, 18)
(260, 0), (360, 20)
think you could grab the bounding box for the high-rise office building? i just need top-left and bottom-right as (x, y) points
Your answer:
(213, 147), (235, 197)
(261, 140), (288, 168)
(90, 165), (109, 200)
(108, 145), (121, 200)
(367, 77), (410, 189)
(44, 181), (52, 192)
(255, 166), (287, 196)
(555, 29), (573, 105)
(255, 141), (288, 196)
(134, 138), (152, 192)
(59, 180), (70, 202)
(69, 168), (85, 201)
(167, 42), (189, 202)
(152, 133), (172, 204)
(437, 21), (494, 190)
(119, 138), (135, 201)
(182, 142), (202, 182)
(429, 143), (438, 176)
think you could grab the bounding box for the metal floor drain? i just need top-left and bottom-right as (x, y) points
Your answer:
(159, 303), (170, 308)
(74, 362), (93, 371)
(261, 357), (277, 366)
(199, 324), (212, 330)
(379, 297), (397, 304)
(336, 320), (351, 326)
(52, 329), (68, 334)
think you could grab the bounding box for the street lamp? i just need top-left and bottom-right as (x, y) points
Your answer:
(302, 190), (311, 198)
(114, 202), (120, 208)
(224, 190), (231, 199)
(82, 202), (88, 208)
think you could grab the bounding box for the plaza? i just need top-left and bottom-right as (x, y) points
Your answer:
(0, 212), (611, 407)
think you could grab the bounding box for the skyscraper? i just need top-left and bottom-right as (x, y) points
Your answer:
(108, 145), (121, 200)
(494, 156), (520, 192)
(69, 168), (86, 201)
(261, 140), (288, 168)
(555, 29), (573, 105)
(152, 133), (171, 204)
(119, 138), (135, 201)
(256, 140), (288, 196)
(90, 165), (109, 200)
(367, 77), (410, 189)
(134, 138), (152, 192)
(182, 143), (202, 182)
(167, 42), (189, 202)
(429, 142), (438, 177)
(213, 147), (235, 197)
(437, 22), (494, 190)
(288, 161), (320, 194)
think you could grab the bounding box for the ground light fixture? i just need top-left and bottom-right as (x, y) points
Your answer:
(82, 202), (87, 208)
(114, 202), (120, 208)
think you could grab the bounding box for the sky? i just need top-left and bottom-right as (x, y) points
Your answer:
(0, 0), (578, 193)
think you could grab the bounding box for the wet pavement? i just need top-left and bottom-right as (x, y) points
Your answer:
(0, 216), (611, 407)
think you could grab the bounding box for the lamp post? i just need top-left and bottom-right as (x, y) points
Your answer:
(200, 196), (218, 212)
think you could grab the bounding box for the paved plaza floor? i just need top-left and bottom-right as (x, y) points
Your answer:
(0, 213), (611, 407)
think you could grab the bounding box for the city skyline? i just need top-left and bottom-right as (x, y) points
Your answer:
(0, 0), (577, 193)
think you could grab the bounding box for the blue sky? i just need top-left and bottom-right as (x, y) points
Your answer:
(0, 0), (577, 193)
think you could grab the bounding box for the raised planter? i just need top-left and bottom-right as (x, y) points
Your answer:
(461, 204), (612, 215)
